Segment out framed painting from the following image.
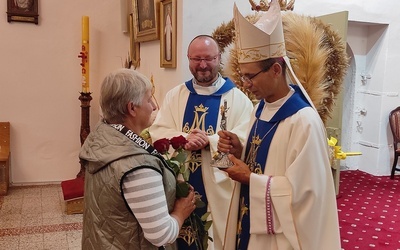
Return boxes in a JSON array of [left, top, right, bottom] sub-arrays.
[[129, 13, 141, 69], [132, 0, 159, 42], [160, 0, 176, 68], [7, 0, 39, 24]]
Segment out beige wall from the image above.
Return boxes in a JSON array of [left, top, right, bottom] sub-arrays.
[[0, 0, 253, 184], [2, 0, 400, 184], [0, 1, 130, 183]]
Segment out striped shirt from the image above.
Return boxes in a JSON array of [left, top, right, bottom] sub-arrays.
[[122, 167, 179, 247]]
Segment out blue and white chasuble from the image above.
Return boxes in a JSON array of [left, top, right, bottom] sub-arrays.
[[237, 85, 310, 250], [177, 78, 235, 249]]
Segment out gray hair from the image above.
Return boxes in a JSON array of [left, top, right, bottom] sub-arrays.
[[100, 68, 152, 123]]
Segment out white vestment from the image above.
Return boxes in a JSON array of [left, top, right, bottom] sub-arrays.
[[225, 91, 341, 250], [149, 78, 254, 250]]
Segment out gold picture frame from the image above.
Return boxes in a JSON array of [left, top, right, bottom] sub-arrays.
[[132, 0, 159, 42], [129, 13, 141, 69], [7, 0, 39, 24], [160, 0, 176, 68]]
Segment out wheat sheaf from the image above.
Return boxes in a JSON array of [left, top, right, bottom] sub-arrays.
[[212, 12, 349, 124]]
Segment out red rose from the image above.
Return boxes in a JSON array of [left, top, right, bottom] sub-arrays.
[[153, 138, 170, 154], [170, 135, 188, 150]]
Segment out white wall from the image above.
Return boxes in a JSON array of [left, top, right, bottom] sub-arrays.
[[1, 0, 400, 184], [292, 1, 400, 175]]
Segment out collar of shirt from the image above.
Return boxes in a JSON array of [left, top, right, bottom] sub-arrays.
[[192, 73, 225, 95], [261, 86, 294, 121]]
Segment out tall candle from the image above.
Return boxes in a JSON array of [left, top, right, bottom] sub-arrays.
[[82, 16, 89, 42], [81, 16, 90, 93]]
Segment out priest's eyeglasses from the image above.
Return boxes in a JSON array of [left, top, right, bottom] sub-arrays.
[[188, 55, 219, 64], [240, 69, 267, 84], [240, 61, 277, 84]]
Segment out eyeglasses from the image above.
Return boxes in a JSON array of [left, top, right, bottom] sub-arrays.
[[188, 55, 219, 64], [240, 69, 267, 84]]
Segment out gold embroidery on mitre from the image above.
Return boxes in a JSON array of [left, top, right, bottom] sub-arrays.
[[237, 43, 286, 63], [233, 1, 287, 63]]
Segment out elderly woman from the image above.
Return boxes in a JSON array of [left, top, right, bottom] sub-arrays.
[[80, 68, 196, 250]]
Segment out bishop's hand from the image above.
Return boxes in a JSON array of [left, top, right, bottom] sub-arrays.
[[220, 154, 251, 185], [217, 130, 243, 159]]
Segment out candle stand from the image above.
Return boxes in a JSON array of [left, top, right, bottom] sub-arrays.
[[60, 15, 90, 214], [59, 91, 90, 214], [76, 92, 92, 178]]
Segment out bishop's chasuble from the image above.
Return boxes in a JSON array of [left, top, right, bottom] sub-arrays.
[[224, 86, 340, 250]]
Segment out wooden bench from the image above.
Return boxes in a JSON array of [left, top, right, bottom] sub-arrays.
[[0, 122, 10, 196]]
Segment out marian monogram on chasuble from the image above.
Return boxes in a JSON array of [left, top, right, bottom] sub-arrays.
[[237, 116, 279, 249], [236, 85, 311, 249], [178, 79, 236, 248], [245, 121, 279, 174], [182, 102, 219, 173], [182, 78, 235, 173], [179, 101, 217, 248]]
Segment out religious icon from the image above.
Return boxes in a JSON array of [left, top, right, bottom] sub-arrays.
[[164, 5, 172, 61], [160, 0, 176, 68], [7, 0, 39, 24], [132, 0, 159, 42]]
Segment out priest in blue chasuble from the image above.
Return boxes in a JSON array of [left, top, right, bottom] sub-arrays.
[[149, 35, 254, 249]]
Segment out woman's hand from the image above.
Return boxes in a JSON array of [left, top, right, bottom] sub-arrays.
[[171, 189, 196, 228]]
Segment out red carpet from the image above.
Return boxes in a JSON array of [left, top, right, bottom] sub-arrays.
[[337, 170, 400, 249]]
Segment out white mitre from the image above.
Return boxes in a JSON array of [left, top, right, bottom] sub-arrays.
[[233, 0, 285, 63], [233, 1, 317, 109]]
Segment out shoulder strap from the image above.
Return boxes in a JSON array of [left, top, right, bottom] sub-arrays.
[[109, 124, 172, 176]]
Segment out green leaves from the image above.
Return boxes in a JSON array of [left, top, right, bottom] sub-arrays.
[[172, 150, 188, 164], [176, 181, 190, 198], [168, 149, 191, 180], [186, 212, 213, 250], [153, 136, 212, 249]]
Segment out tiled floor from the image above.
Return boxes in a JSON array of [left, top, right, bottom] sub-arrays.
[[0, 185, 82, 249]]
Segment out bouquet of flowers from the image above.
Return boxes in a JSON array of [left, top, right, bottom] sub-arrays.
[[153, 135, 212, 250]]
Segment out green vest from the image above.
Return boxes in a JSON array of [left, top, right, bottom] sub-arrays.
[[82, 151, 177, 250]]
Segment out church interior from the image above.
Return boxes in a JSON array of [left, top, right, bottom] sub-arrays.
[[1, 0, 400, 249]]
